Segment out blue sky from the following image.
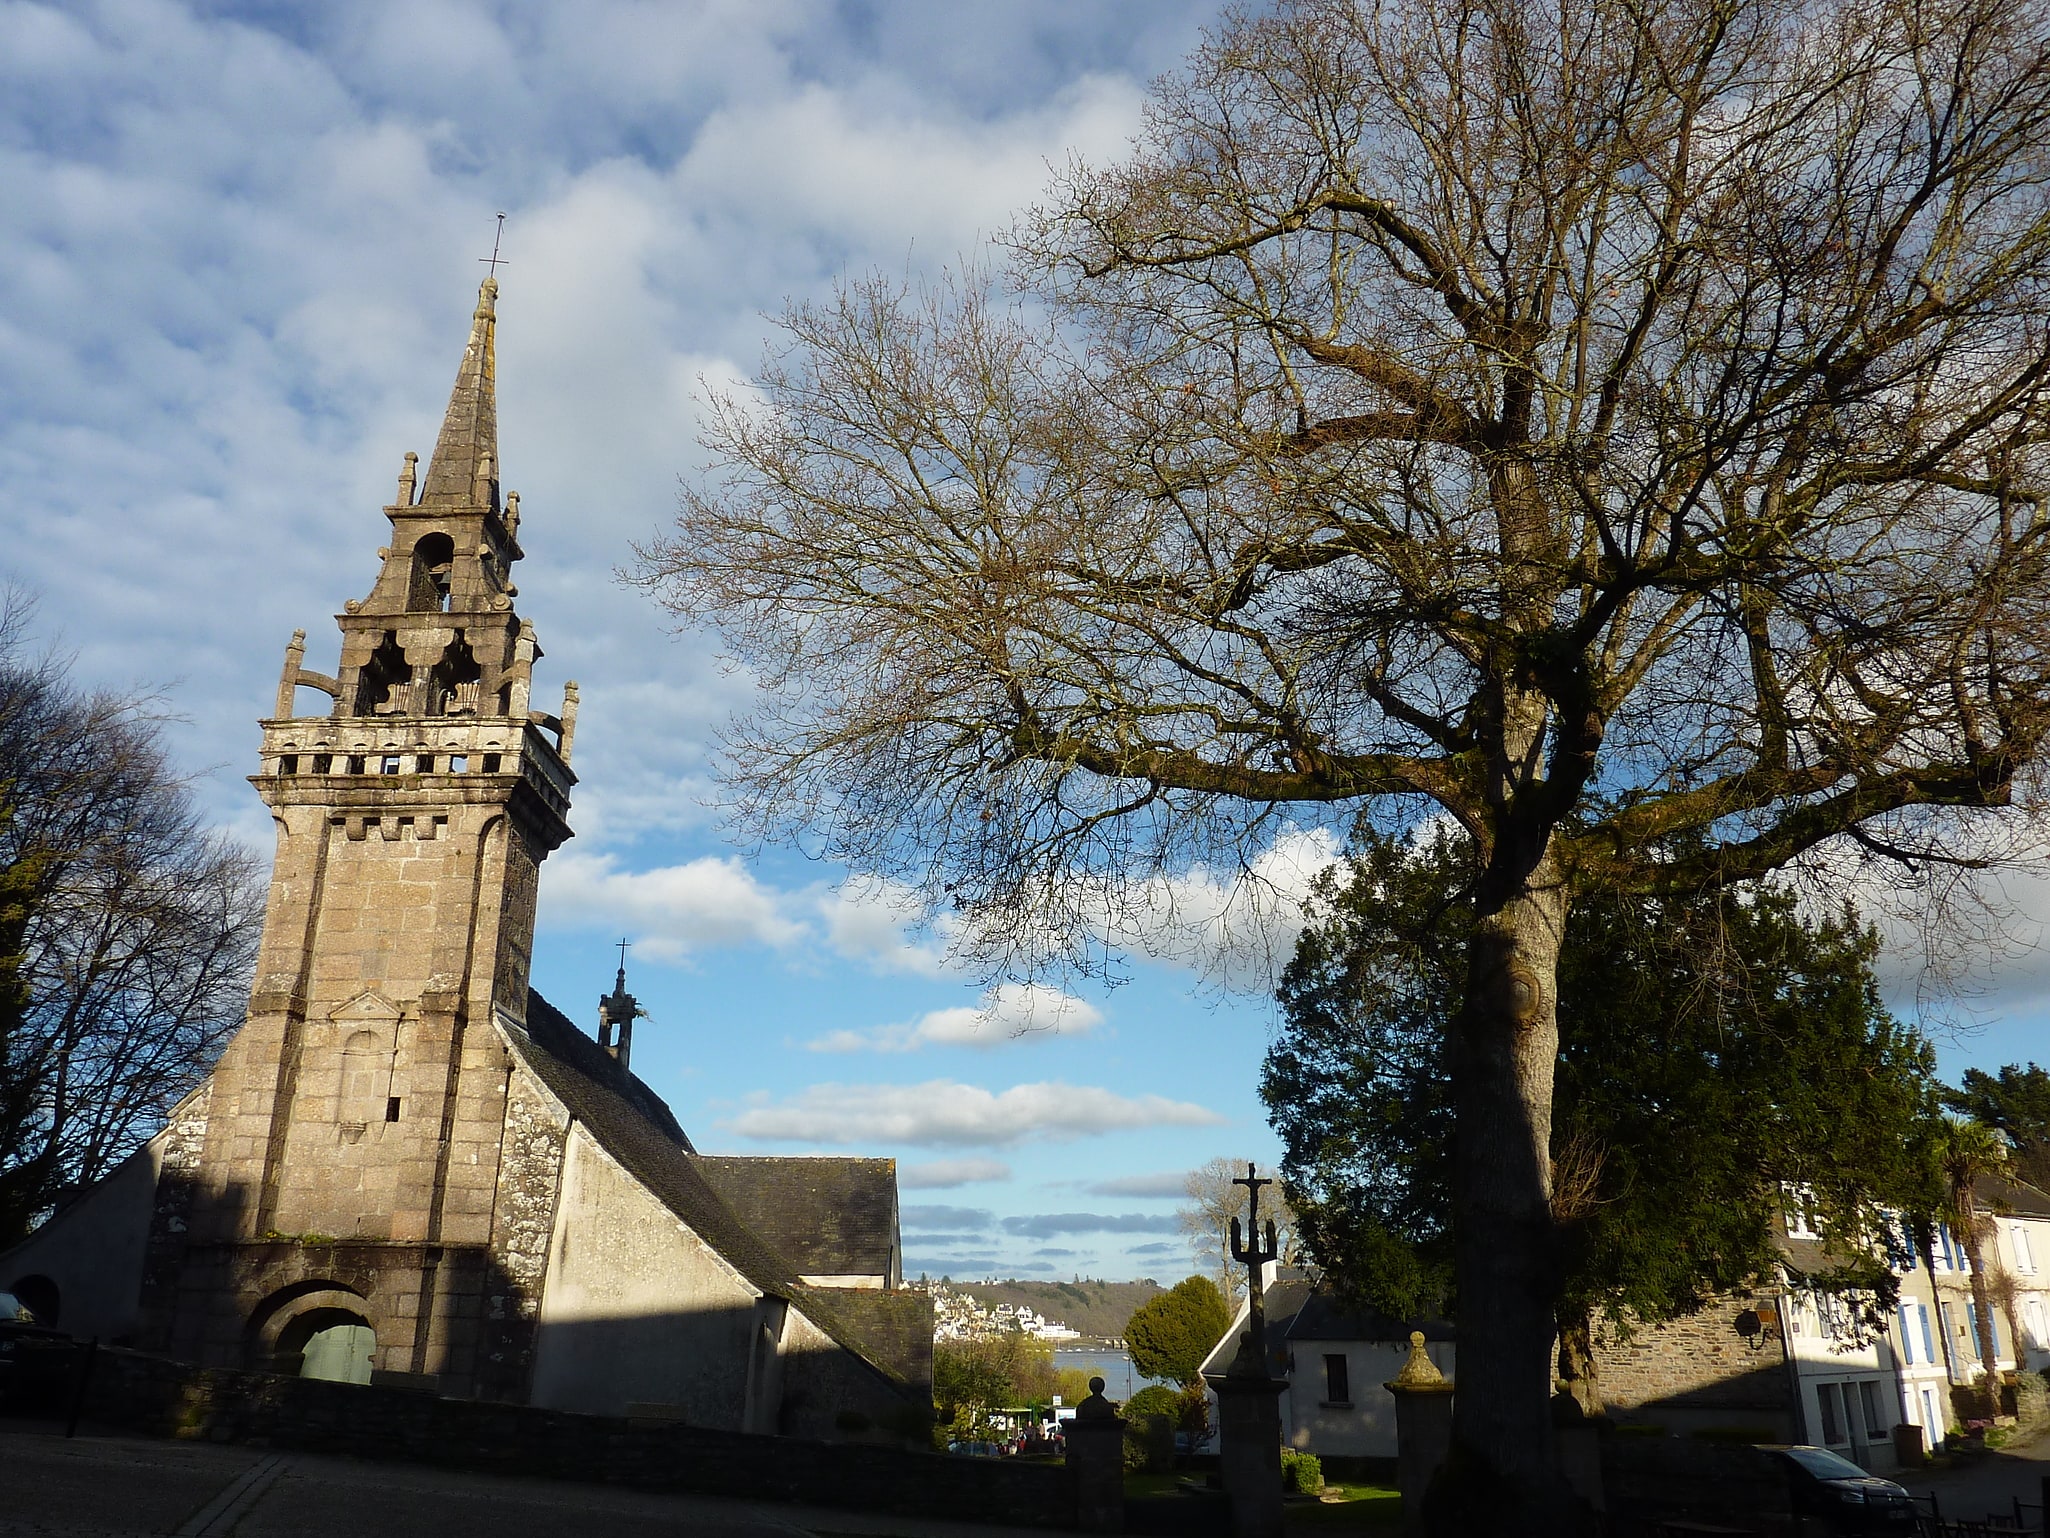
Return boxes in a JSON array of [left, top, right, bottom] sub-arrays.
[[4, 0, 2046, 1286]]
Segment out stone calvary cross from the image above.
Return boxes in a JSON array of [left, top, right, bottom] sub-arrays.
[[1229, 1161, 1280, 1364]]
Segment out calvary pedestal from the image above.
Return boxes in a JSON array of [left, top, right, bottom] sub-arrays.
[[1214, 1163, 1287, 1538], [1216, 1331, 1288, 1538]]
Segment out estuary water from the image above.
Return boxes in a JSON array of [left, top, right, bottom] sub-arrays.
[[1052, 1347, 1172, 1401]]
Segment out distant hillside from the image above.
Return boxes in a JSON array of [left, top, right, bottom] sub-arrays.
[[951, 1279, 1167, 1341]]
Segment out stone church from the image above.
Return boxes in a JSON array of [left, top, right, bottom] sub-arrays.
[[0, 279, 932, 1439]]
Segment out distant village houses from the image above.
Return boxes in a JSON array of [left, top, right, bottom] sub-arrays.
[[927, 1282, 1082, 1343]]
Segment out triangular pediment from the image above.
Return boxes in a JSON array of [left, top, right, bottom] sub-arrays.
[[327, 989, 403, 1024]]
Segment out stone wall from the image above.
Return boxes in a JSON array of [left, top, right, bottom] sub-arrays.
[[1595, 1297, 1793, 1434], [31, 1346, 1072, 1530]]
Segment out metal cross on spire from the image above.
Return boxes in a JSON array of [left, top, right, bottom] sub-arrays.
[[479, 213, 510, 277], [615, 937, 631, 975]]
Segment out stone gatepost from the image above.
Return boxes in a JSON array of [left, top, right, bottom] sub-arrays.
[[1215, 1333, 1287, 1538], [1068, 1375, 1125, 1533], [1385, 1331, 1454, 1538]]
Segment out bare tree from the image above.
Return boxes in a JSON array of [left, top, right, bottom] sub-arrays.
[[1178, 1157, 1302, 1304], [0, 612, 263, 1245], [640, 0, 2050, 1523]]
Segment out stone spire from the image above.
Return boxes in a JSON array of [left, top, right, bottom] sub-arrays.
[[418, 276, 499, 508]]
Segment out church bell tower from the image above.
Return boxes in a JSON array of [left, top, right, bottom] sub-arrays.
[[150, 277, 579, 1381]]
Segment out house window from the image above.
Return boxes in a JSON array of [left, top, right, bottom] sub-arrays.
[[1322, 1353, 1350, 1406], [380, 754, 402, 774], [1899, 1305, 1917, 1365], [385, 1097, 401, 1123], [1921, 1387, 1942, 1447], [449, 754, 468, 773], [1858, 1380, 1884, 1441], [1817, 1383, 1846, 1445], [279, 754, 299, 775]]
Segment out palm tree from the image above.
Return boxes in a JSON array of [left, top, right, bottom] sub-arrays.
[[1935, 1116, 2011, 1416]]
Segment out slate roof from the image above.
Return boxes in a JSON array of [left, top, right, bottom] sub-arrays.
[[1978, 1173, 2050, 1219], [697, 1157, 898, 1279], [500, 989, 930, 1393]]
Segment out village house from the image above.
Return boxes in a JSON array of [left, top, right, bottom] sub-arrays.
[[0, 278, 931, 1440]]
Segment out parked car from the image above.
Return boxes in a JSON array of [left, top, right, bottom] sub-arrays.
[[1761, 1445, 1918, 1534], [0, 1291, 74, 1410]]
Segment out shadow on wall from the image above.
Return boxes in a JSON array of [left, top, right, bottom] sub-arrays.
[[4, 1167, 926, 1442]]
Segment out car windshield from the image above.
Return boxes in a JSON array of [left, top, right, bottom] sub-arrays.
[[0, 1292, 30, 1324], [1784, 1447, 1871, 1481]]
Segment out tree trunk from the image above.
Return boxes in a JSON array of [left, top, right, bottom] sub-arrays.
[[1963, 1214, 2003, 1416], [1555, 1313, 1602, 1421], [1434, 862, 1577, 1536]]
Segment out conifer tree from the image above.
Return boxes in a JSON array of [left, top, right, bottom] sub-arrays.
[[1262, 829, 1944, 1412]]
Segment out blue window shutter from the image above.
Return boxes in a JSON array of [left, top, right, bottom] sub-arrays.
[[1920, 1305, 1935, 1361]]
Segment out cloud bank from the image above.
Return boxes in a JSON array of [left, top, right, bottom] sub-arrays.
[[724, 1079, 1224, 1148]]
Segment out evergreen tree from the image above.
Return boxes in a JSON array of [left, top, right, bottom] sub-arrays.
[[1263, 829, 1943, 1410], [1125, 1276, 1232, 1389], [1946, 1066, 2050, 1193]]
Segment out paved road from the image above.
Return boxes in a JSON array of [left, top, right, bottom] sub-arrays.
[[1898, 1426, 2050, 1530], [0, 1427, 1055, 1538]]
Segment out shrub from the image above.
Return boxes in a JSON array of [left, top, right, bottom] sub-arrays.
[[1124, 1385, 1182, 1422], [1123, 1412, 1175, 1472], [1280, 1449, 1323, 1494]]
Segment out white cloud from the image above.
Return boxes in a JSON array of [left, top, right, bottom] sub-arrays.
[[1083, 1172, 1190, 1198], [725, 1079, 1224, 1147], [542, 848, 805, 956], [1001, 1212, 1181, 1237], [900, 1157, 1013, 1189], [1101, 827, 1343, 990], [902, 1205, 996, 1231], [819, 876, 955, 977], [807, 981, 1102, 1052]]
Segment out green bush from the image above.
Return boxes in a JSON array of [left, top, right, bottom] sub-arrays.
[[1281, 1448, 1323, 1494], [1123, 1412, 1176, 1472], [1124, 1385, 1183, 1422]]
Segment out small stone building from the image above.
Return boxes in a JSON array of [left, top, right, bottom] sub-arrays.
[[1199, 1272, 1455, 1458], [0, 279, 931, 1439]]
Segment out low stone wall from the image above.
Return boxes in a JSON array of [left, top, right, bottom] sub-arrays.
[[26, 1345, 1073, 1530]]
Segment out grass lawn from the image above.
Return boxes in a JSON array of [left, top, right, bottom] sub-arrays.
[[1121, 1472, 1401, 1531], [1287, 1483, 1402, 1530]]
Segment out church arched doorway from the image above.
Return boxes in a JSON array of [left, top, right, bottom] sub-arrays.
[[247, 1282, 381, 1382], [276, 1306, 376, 1384]]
